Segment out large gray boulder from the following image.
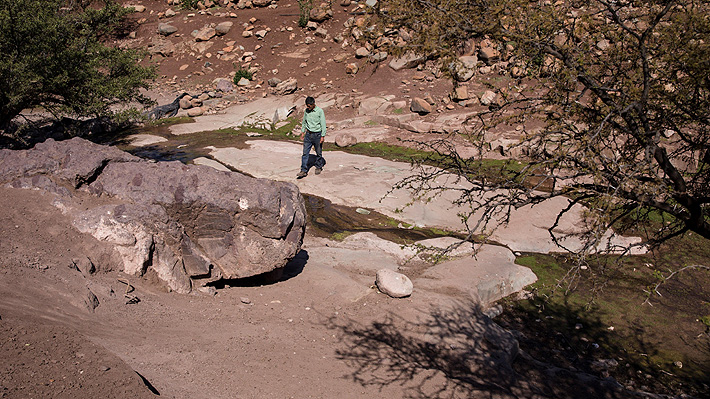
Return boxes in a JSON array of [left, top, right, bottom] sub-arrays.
[[0, 138, 306, 293]]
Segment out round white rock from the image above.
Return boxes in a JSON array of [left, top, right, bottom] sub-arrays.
[[376, 269, 413, 298]]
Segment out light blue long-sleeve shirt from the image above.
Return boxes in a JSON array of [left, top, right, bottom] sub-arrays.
[[301, 106, 326, 136]]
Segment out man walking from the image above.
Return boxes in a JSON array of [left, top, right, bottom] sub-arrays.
[[297, 96, 326, 178]]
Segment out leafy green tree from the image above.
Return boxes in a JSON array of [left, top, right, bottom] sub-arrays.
[[376, 0, 710, 254], [0, 0, 156, 138]]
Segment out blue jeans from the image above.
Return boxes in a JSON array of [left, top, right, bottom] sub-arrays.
[[301, 132, 325, 172]]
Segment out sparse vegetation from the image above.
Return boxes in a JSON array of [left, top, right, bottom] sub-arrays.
[[329, 231, 354, 241], [179, 0, 200, 10], [232, 67, 254, 84], [297, 0, 312, 28]]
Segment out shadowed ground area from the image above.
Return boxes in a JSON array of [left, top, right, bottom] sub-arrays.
[[328, 300, 648, 399]]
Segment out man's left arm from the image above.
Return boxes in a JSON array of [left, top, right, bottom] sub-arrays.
[[319, 108, 326, 143]]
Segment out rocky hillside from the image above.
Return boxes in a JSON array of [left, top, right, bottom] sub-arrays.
[[122, 0, 512, 123]]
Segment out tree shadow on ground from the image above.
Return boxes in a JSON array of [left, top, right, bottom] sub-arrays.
[[499, 296, 710, 398], [327, 300, 663, 399]]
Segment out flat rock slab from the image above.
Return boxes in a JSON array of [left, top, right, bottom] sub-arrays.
[[208, 141, 644, 254], [169, 95, 300, 135], [414, 244, 538, 305], [291, 236, 400, 302], [127, 134, 168, 146], [490, 196, 646, 255], [415, 237, 477, 258], [285, 247, 375, 303], [306, 245, 401, 275], [295, 234, 536, 305], [338, 232, 417, 262], [325, 126, 392, 145]]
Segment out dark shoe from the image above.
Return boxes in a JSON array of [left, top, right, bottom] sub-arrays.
[[315, 168, 322, 175], [296, 171, 307, 178]]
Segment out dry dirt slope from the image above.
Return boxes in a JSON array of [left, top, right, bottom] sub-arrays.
[[0, 187, 157, 398], [126, 0, 453, 114]]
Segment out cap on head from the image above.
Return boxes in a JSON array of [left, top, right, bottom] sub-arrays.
[[305, 96, 315, 105]]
